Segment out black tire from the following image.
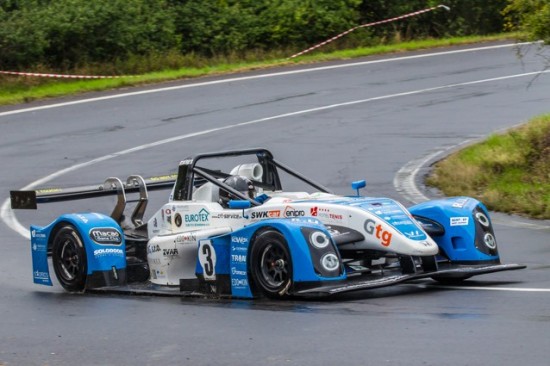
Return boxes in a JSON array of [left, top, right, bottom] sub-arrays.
[[52, 225, 87, 292], [250, 230, 293, 298]]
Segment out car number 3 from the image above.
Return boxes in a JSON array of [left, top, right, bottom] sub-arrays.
[[198, 240, 216, 280]]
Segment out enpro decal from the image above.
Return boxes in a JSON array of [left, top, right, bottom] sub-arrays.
[[364, 219, 392, 246], [284, 206, 305, 218]]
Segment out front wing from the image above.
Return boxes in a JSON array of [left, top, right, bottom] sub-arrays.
[[86, 262, 525, 298], [294, 262, 525, 296]]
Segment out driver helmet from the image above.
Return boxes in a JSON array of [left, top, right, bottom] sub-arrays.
[[219, 175, 255, 208]]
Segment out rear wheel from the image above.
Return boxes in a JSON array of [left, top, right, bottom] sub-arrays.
[[250, 230, 292, 298], [52, 225, 87, 292]]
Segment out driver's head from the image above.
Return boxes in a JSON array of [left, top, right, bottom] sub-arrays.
[[219, 175, 255, 208]]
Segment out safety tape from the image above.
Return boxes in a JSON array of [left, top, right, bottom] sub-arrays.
[[0, 70, 133, 79], [289, 4, 450, 59], [1, 5, 450, 77]]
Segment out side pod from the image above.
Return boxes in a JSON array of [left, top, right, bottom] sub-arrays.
[[409, 197, 500, 264], [32, 213, 127, 290]]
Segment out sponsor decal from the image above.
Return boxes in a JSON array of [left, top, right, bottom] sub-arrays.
[[149, 174, 177, 182], [93, 248, 124, 257], [391, 220, 413, 226], [180, 159, 193, 165], [404, 230, 425, 239], [34, 270, 50, 280], [212, 213, 241, 219], [309, 207, 342, 220], [147, 244, 161, 254], [231, 267, 247, 276], [290, 217, 320, 225], [231, 236, 248, 244], [231, 246, 248, 252], [36, 188, 62, 194], [161, 208, 174, 224], [31, 230, 46, 239], [452, 197, 470, 208], [251, 210, 280, 219], [175, 233, 197, 244], [77, 214, 88, 224], [231, 278, 249, 287], [184, 208, 210, 227], [364, 219, 392, 247], [89, 228, 122, 245], [284, 206, 305, 218], [450, 217, 469, 226], [231, 254, 247, 263], [163, 248, 179, 256]]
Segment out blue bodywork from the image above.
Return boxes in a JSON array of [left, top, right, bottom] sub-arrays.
[[30, 212, 126, 287], [195, 217, 346, 298], [409, 197, 500, 263]]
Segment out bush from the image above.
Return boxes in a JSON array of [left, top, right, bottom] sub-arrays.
[[503, 0, 550, 42], [359, 0, 508, 40], [0, 0, 180, 70], [174, 0, 362, 56], [0, 0, 516, 71]]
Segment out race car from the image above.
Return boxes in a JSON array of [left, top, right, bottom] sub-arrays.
[[10, 148, 525, 298]]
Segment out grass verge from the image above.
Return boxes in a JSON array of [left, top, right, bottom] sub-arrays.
[[426, 114, 550, 219], [0, 33, 520, 106]]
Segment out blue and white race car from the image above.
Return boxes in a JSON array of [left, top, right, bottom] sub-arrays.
[[11, 148, 525, 298]]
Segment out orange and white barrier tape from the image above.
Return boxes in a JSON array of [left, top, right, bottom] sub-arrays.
[[1, 5, 450, 76], [289, 4, 450, 59]]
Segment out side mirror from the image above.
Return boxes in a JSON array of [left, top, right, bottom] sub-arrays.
[[228, 200, 251, 209], [351, 180, 366, 196], [228, 200, 252, 219]]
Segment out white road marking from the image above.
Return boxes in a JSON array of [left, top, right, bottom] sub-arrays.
[[394, 138, 550, 231], [393, 138, 480, 204], [3, 68, 550, 239], [0, 42, 536, 118], [412, 283, 550, 293]]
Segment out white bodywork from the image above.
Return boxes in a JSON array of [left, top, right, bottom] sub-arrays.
[[147, 164, 438, 285]]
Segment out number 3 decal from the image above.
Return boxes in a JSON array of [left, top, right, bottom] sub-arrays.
[[199, 240, 216, 280]]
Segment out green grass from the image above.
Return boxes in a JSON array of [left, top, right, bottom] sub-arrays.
[[0, 33, 520, 106], [427, 114, 550, 219]]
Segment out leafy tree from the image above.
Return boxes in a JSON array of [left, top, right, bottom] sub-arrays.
[[503, 0, 550, 42]]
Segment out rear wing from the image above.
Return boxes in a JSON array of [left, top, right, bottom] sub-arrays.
[[10, 174, 176, 226]]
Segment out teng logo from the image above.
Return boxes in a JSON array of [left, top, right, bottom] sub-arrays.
[[310, 207, 318, 216]]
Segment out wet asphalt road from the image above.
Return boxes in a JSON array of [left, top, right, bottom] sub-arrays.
[[1, 42, 549, 366]]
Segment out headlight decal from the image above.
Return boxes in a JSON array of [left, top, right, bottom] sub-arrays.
[[321, 253, 340, 272], [310, 231, 330, 249], [300, 227, 343, 278]]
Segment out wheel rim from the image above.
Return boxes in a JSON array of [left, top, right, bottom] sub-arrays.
[[56, 237, 82, 282], [259, 243, 289, 289]]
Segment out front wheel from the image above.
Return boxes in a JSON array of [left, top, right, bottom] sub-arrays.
[[52, 225, 87, 292], [250, 230, 293, 298]]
